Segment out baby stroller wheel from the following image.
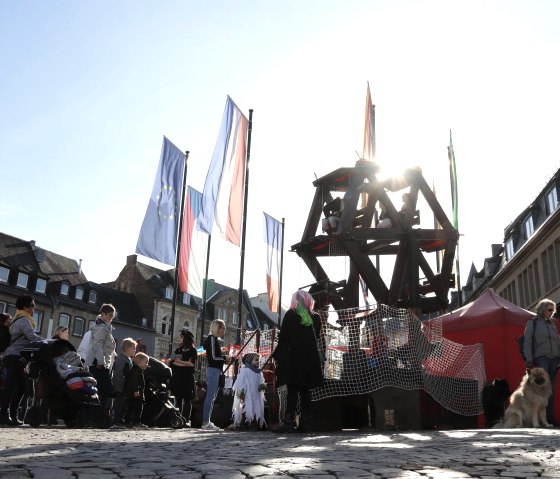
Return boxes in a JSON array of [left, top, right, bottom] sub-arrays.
[[26, 405, 44, 427], [170, 415, 183, 429], [179, 416, 188, 428]]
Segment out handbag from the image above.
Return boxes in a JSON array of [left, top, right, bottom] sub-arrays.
[[218, 372, 226, 389]]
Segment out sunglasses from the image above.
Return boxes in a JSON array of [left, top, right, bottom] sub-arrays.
[[547, 308, 555, 312]]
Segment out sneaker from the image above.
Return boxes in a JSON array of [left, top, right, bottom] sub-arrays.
[[110, 423, 127, 429], [200, 422, 222, 432], [132, 423, 149, 429]]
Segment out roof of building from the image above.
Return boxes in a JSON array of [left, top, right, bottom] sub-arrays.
[[0, 232, 87, 285], [89, 282, 152, 330]]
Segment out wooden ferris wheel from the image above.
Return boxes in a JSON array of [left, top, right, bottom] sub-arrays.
[[291, 160, 458, 313]]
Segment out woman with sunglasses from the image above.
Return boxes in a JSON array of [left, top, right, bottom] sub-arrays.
[[523, 298, 559, 426]]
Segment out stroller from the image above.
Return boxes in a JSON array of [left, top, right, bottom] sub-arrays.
[[140, 357, 186, 429], [20, 339, 100, 427]]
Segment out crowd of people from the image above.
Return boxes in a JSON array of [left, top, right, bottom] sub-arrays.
[[0, 295, 276, 431]]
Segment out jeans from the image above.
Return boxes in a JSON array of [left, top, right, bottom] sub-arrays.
[[113, 393, 126, 425], [202, 367, 220, 424], [534, 356, 560, 423]]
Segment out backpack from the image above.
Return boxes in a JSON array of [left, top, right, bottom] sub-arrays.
[[516, 318, 536, 361], [0, 316, 24, 353]]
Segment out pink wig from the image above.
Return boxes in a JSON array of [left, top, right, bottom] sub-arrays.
[[290, 290, 315, 311]]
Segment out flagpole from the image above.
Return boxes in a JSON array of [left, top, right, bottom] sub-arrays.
[[277, 217, 285, 326], [237, 109, 254, 344], [198, 234, 212, 345], [170, 150, 190, 355], [432, 181, 441, 274], [456, 243, 462, 307]]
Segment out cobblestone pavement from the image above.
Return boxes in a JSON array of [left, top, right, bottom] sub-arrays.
[[1, 426, 560, 479]]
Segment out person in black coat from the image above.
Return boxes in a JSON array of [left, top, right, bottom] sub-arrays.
[[123, 352, 149, 428], [273, 290, 323, 433], [170, 329, 197, 425]]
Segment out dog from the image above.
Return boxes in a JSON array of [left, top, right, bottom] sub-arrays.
[[481, 378, 511, 427], [494, 368, 552, 428]]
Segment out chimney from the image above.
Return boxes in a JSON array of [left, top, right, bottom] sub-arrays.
[[490, 244, 502, 257], [78, 259, 82, 274], [127, 254, 138, 265]]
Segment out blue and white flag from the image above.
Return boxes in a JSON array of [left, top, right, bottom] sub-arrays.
[[136, 136, 185, 266]]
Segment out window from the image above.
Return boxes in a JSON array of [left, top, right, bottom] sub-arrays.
[[72, 317, 85, 337], [59, 314, 70, 328], [89, 291, 97, 304], [524, 214, 534, 240], [87, 320, 95, 332], [0, 266, 8, 283], [505, 238, 515, 261], [232, 312, 239, 326], [546, 187, 558, 214], [182, 292, 190, 304], [218, 307, 227, 322], [142, 317, 148, 328], [16, 272, 28, 288], [33, 310, 43, 333], [6, 304, 16, 317], [165, 286, 173, 300], [35, 278, 47, 294], [60, 283, 69, 296], [161, 316, 171, 335], [0, 301, 5, 313], [75, 287, 84, 300]]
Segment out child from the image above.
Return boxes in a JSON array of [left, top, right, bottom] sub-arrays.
[[111, 338, 137, 428], [123, 352, 149, 428], [232, 353, 267, 430]]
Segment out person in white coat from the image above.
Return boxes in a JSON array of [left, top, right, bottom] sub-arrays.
[[232, 353, 267, 429]]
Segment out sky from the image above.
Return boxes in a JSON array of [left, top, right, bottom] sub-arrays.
[[2, 1, 560, 310]]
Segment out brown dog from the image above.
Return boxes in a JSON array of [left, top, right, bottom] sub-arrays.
[[494, 368, 552, 428]]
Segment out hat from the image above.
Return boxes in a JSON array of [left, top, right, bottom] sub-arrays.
[[242, 353, 258, 366], [180, 328, 194, 339]]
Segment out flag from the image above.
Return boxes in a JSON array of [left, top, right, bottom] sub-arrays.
[[263, 212, 282, 312], [136, 136, 185, 266], [198, 96, 248, 245], [447, 130, 459, 230], [361, 82, 376, 161], [359, 276, 371, 309], [178, 187, 208, 297]]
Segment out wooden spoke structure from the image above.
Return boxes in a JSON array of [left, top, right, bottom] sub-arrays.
[[291, 160, 458, 313]]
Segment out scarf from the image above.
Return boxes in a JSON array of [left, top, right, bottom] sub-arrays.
[[296, 302, 313, 326], [15, 309, 36, 329]]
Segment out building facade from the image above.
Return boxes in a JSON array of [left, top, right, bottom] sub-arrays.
[[461, 168, 560, 312], [0, 233, 155, 353]]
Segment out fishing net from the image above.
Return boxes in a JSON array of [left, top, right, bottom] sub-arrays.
[[242, 303, 486, 419]]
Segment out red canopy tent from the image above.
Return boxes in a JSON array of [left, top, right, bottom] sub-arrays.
[[426, 289, 544, 425]]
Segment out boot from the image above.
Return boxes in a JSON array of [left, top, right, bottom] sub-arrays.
[[0, 411, 10, 426], [296, 413, 312, 433], [9, 409, 23, 426], [272, 414, 296, 433]]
